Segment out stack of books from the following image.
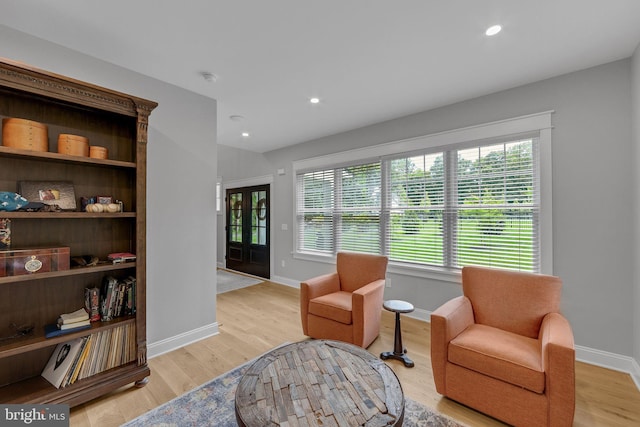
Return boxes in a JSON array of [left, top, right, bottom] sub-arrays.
[[100, 276, 136, 321], [41, 323, 136, 388], [44, 308, 91, 338]]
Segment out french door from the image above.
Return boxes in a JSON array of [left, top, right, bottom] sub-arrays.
[[225, 184, 270, 279]]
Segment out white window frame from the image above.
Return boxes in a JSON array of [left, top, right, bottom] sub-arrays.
[[216, 177, 223, 214], [292, 111, 553, 282]]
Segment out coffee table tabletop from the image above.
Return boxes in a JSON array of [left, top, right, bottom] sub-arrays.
[[235, 339, 405, 427]]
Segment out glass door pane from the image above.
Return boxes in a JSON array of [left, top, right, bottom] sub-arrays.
[[230, 192, 242, 243], [251, 190, 267, 245]]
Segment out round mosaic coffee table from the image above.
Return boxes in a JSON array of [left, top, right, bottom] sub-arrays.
[[235, 339, 405, 426]]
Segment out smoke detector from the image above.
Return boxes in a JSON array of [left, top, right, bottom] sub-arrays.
[[201, 72, 218, 82]]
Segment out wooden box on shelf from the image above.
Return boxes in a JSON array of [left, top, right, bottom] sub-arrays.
[[1, 117, 48, 152], [0, 246, 70, 277], [0, 57, 156, 407]]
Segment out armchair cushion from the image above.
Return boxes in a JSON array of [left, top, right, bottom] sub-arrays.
[[308, 291, 353, 325], [449, 324, 544, 393]]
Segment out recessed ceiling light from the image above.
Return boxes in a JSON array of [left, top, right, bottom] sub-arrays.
[[485, 25, 502, 36], [309, 97, 320, 104], [241, 132, 250, 137]]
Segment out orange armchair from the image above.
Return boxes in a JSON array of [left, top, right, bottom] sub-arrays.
[[431, 266, 575, 427], [300, 252, 388, 348]]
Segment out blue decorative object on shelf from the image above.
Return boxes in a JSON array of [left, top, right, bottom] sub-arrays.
[[0, 192, 28, 211]]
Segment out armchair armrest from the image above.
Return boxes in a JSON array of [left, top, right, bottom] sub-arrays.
[[431, 295, 474, 341], [301, 272, 341, 299], [352, 278, 385, 299], [540, 312, 575, 426], [352, 279, 385, 347], [300, 272, 341, 334], [430, 296, 474, 394]]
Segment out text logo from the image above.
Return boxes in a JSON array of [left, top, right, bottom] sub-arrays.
[[1, 405, 69, 426]]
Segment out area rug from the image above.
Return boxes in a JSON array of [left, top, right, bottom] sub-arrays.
[[217, 269, 265, 294], [122, 346, 466, 427]]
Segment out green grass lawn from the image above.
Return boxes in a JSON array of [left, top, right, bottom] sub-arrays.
[[303, 217, 534, 271]]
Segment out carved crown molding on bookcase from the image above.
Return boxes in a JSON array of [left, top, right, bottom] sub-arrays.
[[0, 58, 157, 118]]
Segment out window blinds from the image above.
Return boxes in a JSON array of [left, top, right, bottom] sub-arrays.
[[295, 138, 539, 272]]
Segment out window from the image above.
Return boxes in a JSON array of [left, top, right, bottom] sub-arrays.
[[216, 178, 222, 213], [387, 152, 445, 266], [386, 139, 538, 271], [297, 163, 381, 254], [294, 112, 552, 274]]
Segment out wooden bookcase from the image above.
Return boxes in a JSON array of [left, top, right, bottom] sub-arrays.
[[0, 58, 156, 406]]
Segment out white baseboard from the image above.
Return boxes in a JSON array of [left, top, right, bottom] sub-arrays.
[[632, 358, 640, 391], [147, 322, 219, 359], [575, 345, 640, 387], [270, 275, 300, 288]]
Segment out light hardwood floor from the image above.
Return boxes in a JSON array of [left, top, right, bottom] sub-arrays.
[[71, 281, 640, 426]]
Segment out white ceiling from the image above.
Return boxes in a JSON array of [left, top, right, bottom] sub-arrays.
[[2, 1, 640, 153]]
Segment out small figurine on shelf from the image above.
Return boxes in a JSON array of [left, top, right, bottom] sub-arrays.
[[0, 322, 34, 343], [71, 255, 99, 268]]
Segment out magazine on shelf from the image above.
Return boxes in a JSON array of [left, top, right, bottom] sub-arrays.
[[41, 338, 85, 388]]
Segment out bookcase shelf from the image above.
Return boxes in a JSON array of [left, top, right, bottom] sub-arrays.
[[0, 211, 137, 219], [0, 145, 137, 169], [0, 317, 135, 359], [0, 58, 156, 406], [0, 262, 136, 285], [0, 361, 149, 407]]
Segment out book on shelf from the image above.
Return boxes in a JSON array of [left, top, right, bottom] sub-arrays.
[[126, 276, 136, 315], [41, 337, 85, 388], [100, 275, 136, 321], [84, 287, 101, 321], [100, 276, 118, 321], [114, 281, 125, 318], [58, 319, 90, 330], [58, 307, 89, 325], [41, 323, 136, 388], [108, 252, 136, 264], [44, 323, 91, 338], [61, 336, 91, 388], [59, 336, 89, 388], [69, 336, 92, 384]]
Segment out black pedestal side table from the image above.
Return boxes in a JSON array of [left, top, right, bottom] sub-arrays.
[[380, 299, 415, 367]]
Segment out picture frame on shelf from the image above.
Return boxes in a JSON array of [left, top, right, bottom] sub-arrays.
[[18, 181, 77, 211]]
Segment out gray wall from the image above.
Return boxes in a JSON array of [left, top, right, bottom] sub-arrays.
[[222, 58, 637, 359], [1, 25, 218, 348]]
